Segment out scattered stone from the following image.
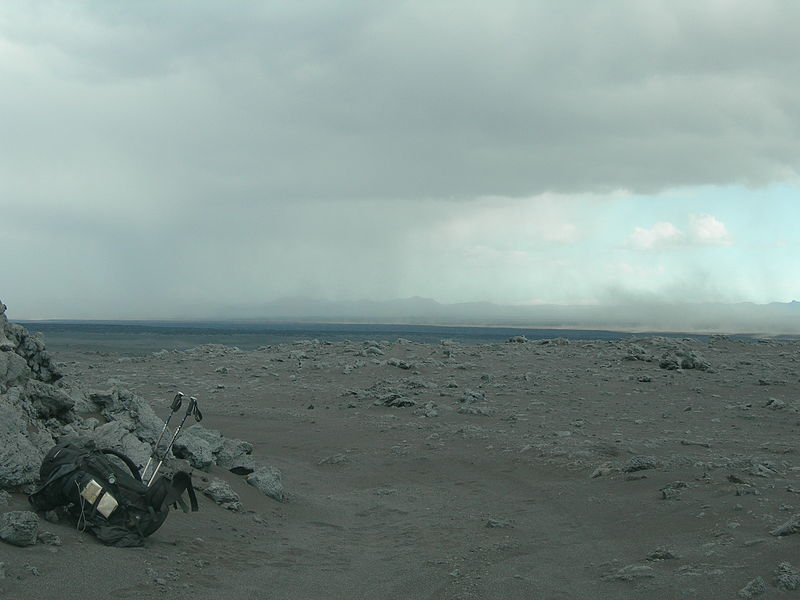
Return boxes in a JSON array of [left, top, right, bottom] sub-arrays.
[[660, 481, 688, 500], [36, 531, 62, 546], [590, 463, 614, 478], [605, 564, 655, 581], [647, 548, 677, 561], [202, 479, 242, 512], [215, 437, 256, 475], [172, 426, 216, 471], [386, 358, 415, 370], [413, 401, 438, 418], [622, 455, 658, 473], [764, 397, 786, 410], [770, 513, 800, 536], [461, 389, 486, 404], [0, 511, 39, 546], [507, 336, 528, 343], [22, 380, 74, 419], [0, 491, 10, 505], [457, 406, 494, 416], [246, 466, 285, 502], [681, 439, 711, 448], [380, 395, 415, 408], [486, 519, 513, 528], [737, 576, 767, 599], [775, 562, 800, 591], [318, 453, 349, 466]]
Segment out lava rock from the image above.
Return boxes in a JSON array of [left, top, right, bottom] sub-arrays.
[[0, 511, 39, 546], [202, 479, 242, 512], [246, 466, 285, 502]]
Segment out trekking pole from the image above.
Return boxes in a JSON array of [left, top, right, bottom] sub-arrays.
[[147, 396, 202, 487], [141, 392, 184, 482]]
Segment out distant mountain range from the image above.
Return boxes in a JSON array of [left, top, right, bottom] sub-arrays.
[[203, 297, 800, 335]]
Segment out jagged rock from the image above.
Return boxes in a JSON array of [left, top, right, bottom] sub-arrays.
[[202, 479, 242, 511], [486, 518, 513, 528], [605, 564, 655, 581], [386, 358, 415, 370], [383, 396, 416, 408], [647, 548, 677, 560], [247, 466, 284, 502], [0, 398, 52, 488], [770, 513, 800, 536], [737, 576, 767, 599], [0, 351, 30, 389], [764, 397, 786, 410], [0, 511, 39, 546], [461, 389, 486, 404], [660, 349, 713, 372], [775, 562, 800, 590], [507, 335, 528, 343], [172, 432, 214, 471], [622, 456, 658, 473], [318, 453, 349, 466], [22, 380, 74, 420], [458, 406, 494, 416], [215, 438, 256, 474], [88, 421, 153, 468], [413, 401, 439, 418], [87, 388, 163, 444], [37, 531, 62, 546], [183, 425, 225, 455], [1, 307, 62, 383]]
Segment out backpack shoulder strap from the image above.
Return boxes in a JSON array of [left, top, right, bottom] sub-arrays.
[[147, 472, 198, 513], [99, 449, 143, 482]]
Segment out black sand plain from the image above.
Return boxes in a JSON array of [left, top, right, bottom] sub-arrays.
[[2, 324, 800, 599]]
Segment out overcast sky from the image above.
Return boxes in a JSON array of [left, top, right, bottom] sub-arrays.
[[1, 1, 798, 319]]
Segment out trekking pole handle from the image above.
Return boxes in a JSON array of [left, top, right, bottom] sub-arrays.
[[189, 397, 202, 422], [171, 392, 184, 412]]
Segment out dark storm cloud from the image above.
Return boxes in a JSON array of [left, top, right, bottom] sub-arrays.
[[2, 0, 798, 205]]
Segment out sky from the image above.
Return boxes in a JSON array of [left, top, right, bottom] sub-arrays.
[[1, 1, 799, 320]]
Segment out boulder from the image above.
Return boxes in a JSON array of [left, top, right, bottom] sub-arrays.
[[0, 398, 51, 488], [88, 388, 163, 444], [215, 438, 256, 474], [202, 479, 242, 511], [247, 466, 285, 502], [183, 424, 225, 455], [88, 421, 153, 469], [622, 456, 658, 473], [0, 511, 39, 546], [23, 380, 74, 420], [0, 351, 30, 389], [172, 433, 214, 471]]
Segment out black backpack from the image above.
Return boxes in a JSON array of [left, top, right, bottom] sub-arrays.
[[28, 442, 198, 547]]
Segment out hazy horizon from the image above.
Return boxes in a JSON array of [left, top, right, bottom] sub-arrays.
[[8, 295, 799, 336], [1, 2, 798, 323]]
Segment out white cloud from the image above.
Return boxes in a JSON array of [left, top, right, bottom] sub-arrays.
[[627, 222, 685, 250], [627, 213, 733, 250], [689, 213, 733, 246]]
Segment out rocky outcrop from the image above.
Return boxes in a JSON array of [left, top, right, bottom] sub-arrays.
[[0, 299, 275, 509], [0, 301, 62, 387], [0, 303, 67, 489], [173, 424, 256, 474], [0, 511, 39, 547]]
